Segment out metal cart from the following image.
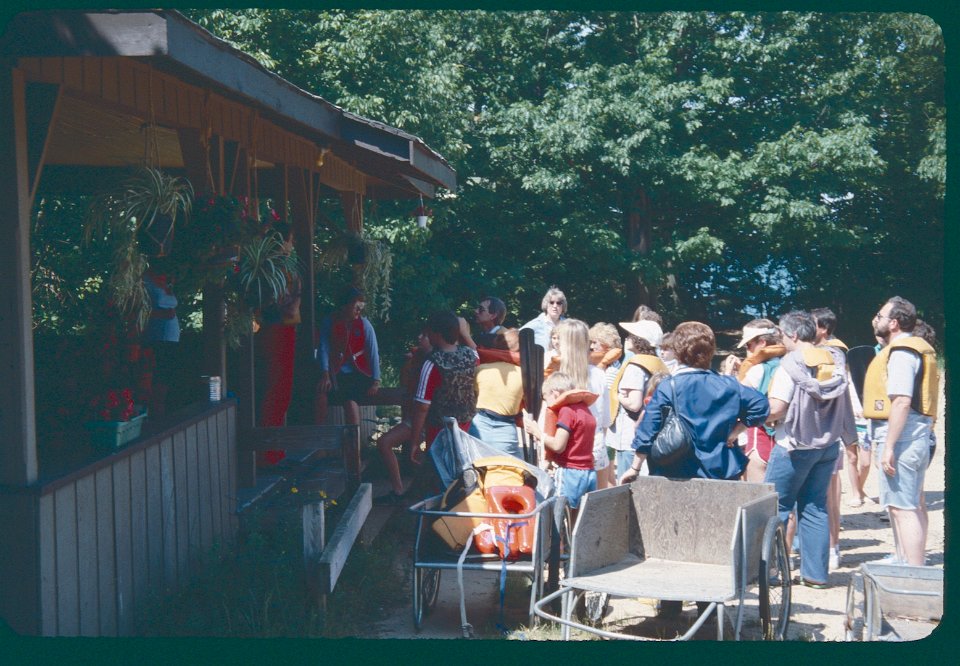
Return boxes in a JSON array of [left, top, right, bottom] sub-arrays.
[[845, 562, 943, 641], [534, 476, 791, 640]]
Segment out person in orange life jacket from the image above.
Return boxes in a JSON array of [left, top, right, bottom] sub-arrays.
[[523, 371, 597, 514], [407, 311, 479, 467], [314, 286, 380, 429], [868, 297, 938, 566], [473, 296, 507, 348], [812, 307, 858, 570], [763, 311, 856, 588], [373, 327, 433, 503], [723, 319, 786, 483], [471, 328, 526, 458]]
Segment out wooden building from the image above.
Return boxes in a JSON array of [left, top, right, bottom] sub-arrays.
[[0, 9, 455, 636]]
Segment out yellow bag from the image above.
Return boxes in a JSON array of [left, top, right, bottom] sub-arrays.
[[430, 455, 534, 551]]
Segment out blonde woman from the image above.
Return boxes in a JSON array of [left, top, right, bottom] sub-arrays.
[[555, 319, 610, 483], [589, 322, 624, 488]]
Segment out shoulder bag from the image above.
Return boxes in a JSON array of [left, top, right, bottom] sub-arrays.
[[649, 375, 695, 468]]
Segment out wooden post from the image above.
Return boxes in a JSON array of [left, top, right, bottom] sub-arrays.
[[0, 64, 42, 635], [289, 165, 316, 424], [302, 500, 327, 611], [341, 425, 362, 493]]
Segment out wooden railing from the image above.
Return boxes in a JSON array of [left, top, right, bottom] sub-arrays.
[[29, 400, 236, 636]]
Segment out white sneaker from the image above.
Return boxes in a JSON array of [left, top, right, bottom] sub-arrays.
[[874, 553, 903, 565], [829, 547, 842, 570]]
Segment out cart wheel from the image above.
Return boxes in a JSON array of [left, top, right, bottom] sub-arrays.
[[413, 567, 441, 631], [759, 516, 791, 640]]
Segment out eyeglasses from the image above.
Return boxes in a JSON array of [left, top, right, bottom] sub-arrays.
[[548, 300, 564, 306], [874, 311, 890, 321], [475, 305, 488, 313]]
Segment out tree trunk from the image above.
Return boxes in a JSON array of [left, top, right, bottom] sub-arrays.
[[624, 185, 657, 311]]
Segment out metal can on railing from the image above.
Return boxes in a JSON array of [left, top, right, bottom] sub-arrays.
[[208, 376, 221, 402]]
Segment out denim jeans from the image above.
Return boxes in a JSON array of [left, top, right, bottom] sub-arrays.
[[615, 449, 636, 478], [764, 442, 840, 583], [471, 411, 522, 458]]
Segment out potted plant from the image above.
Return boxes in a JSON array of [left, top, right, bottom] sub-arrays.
[[84, 166, 194, 328], [85, 387, 148, 449]]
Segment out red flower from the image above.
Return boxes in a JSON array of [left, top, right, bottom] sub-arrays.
[[270, 209, 281, 221]]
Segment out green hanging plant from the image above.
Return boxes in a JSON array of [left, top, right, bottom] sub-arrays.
[[236, 231, 301, 310], [83, 167, 194, 329], [316, 230, 392, 322]]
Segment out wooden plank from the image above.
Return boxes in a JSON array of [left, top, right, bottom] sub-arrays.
[[101, 58, 119, 104], [95, 467, 118, 636], [210, 411, 225, 540], [225, 403, 238, 540], [112, 456, 134, 636], [54, 485, 79, 636], [215, 409, 232, 541], [82, 57, 101, 98], [569, 485, 633, 577], [39, 493, 57, 636], [197, 418, 213, 553], [61, 57, 82, 91], [144, 444, 163, 594], [318, 483, 372, 594], [129, 450, 150, 607], [75, 475, 99, 636], [159, 437, 178, 588], [173, 431, 189, 583], [185, 424, 201, 565], [118, 59, 136, 110], [133, 64, 151, 114], [302, 501, 326, 604]]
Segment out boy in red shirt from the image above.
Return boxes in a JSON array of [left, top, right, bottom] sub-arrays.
[[523, 372, 597, 511]]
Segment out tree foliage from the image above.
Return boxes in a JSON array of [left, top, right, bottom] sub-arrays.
[[182, 10, 945, 354]]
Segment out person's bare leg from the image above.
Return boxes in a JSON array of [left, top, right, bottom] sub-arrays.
[[377, 423, 412, 495], [888, 507, 925, 565], [744, 451, 766, 483], [785, 510, 797, 558], [858, 448, 873, 500], [314, 389, 329, 425], [828, 473, 841, 551], [344, 399, 360, 426], [844, 445, 863, 503]]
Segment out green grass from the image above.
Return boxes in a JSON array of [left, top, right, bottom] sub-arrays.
[[136, 501, 409, 637]]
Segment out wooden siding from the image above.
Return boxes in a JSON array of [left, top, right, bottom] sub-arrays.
[[36, 401, 237, 636], [16, 56, 357, 181]]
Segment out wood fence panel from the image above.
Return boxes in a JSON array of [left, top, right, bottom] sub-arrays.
[[197, 419, 213, 553], [173, 431, 189, 581], [54, 485, 79, 636], [185, 424, 201, 566], [38, 493, 57, 636], [144, 445, 163, 595], [225, 404, 237, 539], [129, 449, 149, 612], [95, 467, 117, 636], [211, 409, 226, 539], [112, 456, 134, 636], [159, 437, 178, 588], [75, 475, 99, 636]]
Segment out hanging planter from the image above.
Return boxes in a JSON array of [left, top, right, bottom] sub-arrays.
[[412, 195, 433, 229]]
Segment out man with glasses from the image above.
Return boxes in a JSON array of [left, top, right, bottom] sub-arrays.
[[520, 286, 567, 353], [474, 296, 507, 348], [863, 296, 939, 565]]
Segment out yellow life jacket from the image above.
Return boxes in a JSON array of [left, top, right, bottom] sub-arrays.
[[609, 354, 668, 422], [862, 337, 938, 419], [801, 346, 838, 382], [821, 337, 849, 353]]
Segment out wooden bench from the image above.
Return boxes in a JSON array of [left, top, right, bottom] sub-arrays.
[[237, 424, 361, 511]]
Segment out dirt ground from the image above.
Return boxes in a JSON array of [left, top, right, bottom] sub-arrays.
[[370, 382, 946, 641]]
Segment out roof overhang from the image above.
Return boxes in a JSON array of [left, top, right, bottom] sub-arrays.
[[0, 9, 456, 198]]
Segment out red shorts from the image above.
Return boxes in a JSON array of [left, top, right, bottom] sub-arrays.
[[742, 426, 775, 463]]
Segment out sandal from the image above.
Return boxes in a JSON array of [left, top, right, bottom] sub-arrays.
[[848, 497, 865, 508], [793, 576, 828, 590]]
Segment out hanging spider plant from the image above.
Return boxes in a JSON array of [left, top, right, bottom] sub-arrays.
[[83, 167, 194, 328], [237, 231, 301, 310]]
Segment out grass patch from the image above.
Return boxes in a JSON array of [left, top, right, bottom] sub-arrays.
[[136, 500, 409, 637]]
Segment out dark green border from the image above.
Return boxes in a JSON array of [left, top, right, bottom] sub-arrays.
[[1, 0, 953, 662]]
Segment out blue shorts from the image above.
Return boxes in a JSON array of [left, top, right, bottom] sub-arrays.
[[555, 467, 597, 510], [877, 434, 929, 510]]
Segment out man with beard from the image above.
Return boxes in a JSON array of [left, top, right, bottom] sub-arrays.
[[863, 296, 939, 565]]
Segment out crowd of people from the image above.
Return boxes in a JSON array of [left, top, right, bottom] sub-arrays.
[[312, 286, 940, 602]]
